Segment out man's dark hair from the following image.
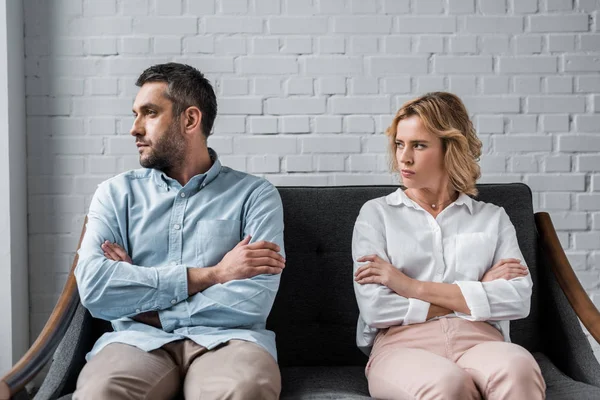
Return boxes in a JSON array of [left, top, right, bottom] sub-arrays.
[[136, 63, 217, 138]]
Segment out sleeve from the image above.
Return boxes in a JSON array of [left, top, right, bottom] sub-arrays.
[[74, 182, 189, 321], [352, 203, 430, 328], [158, 181, 285, 332], [454, 208, 532, 322]]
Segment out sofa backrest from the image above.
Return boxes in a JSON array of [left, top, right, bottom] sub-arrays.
[[268, 183, 541, 367]]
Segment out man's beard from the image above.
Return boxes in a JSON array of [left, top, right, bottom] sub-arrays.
[[139, 121, 186, 172]]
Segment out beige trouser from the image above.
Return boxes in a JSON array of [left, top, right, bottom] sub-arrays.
[[74, 339, 281, 400], [366, 318, 546, 400]]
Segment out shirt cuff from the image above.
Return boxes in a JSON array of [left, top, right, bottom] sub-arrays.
[[403, 298, 430, 325], [158, 304, 180, 332], [155, 264, 188, 310], [454, 281, 491, 321]]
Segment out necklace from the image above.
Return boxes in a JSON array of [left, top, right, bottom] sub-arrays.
[[407, 191, 456, 211]]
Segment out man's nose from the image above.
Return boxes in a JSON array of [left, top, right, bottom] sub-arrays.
[[130, 117, 143, 137]]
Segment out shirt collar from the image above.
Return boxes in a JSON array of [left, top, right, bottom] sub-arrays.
[[386, 188, 473, 214], [150, 148, 222, 192]]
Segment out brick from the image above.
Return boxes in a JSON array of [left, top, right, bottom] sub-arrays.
[[330, 96, 391, 114], [281, 116, 310, 133], [350, 0, 378, 13], [574, 232, 600, 250], [89, 118, 116, 135], [526, 174, 586, 191], [253, 78, 281, 95], [349, 154, 379, 172], [433, 55, 492, 74], [580, 34, 600, 50], [234, 137, 297, 155], [529, 15, 589, 32], [527, 96, 585, 113], [219, 98, 262, 115], [595, 215, 600, 231], [286, 0, 317, 14], [27, 97, 71, 116], [417, 77, 445, 92], [122, 0, 150, 15], [564, 55, 600, 72], [482, 77, 509, 94], [133, 17, 197, 35], [213, 116, 246, 134], [301, 136, 361, 153], [416, 36, 445, 53], [220, 155, 247, 171], [89, 156, 118, 174], [265, 98, 326, 115], [334, 16, 393, 33], [369, 56, 429, 75], [511, 155, 539, 172], [121, 37, 151, 54], [545, 76, 573, 93], [462, 97, 520, 113], [541, 115, 570, 132], [316, 155, 346, 171], [577, 194, 600, 210], [465, 17, 523, 33], [513, 0, 538, 12], [576, 76, 600, 93], [449, 36, 477, 53], [499, 57, 557, 73], [350, 37, 379, 54], [254, 0, 280, 14], [480, 155, 507, 173], [214, 37, 246, 54], [305, 56, 363, 75], [30, 156, 86, 176], [88, 38, 117, 55], [220, 78, 249, 95], [266, 174, 330, 186], [575, 115, 600, 132], [314, 116, 343, 133], [383, 36, 411, 53], [362, 135, 389, 152], [543, 193, 571, 211], [515, 35, 542, 54], [248, 155, 280, 173], [477, 116, 504, 133], [284, 155, 312, 172], [545, 0, 574, 11], [72, 97, 136, 116], [548, 34, 576, 51], [249, 117, 278, 134], [577, 155, 600, 172], [183, 37, 214, 53], [448, 0, 475, 13], [345, 116, 375, 133], [515, 76, 542, 93], [269, 17, 328, 34], [238, 57, 298, 74], [396, 17, 456, 33], [204, 17, 262, 33], [543, 155, 571, 172], [449, 77, 477, 95], [318, 37, 345, 54], [55, 78, 85, 96], [333, 174, 397, 185], [481, 36, 510, 53], [594, 174, 600, 192], [318, 0, 348, 14], [84, 0, 116, 16], [508, 115, 537, 133], [219, 0, 248, 13], [316, 77, 346, 95], [480, 0, 507, 14], [382, 77, 411, 94], [35, 117, 85, 136], [495, 136, 553, 152], [383, 0, 410, 13], [350, 78, 378, 95], [285, 78, 314, 95], [413, 0, 444, 14], [53, 38, 84, 56], [559, 135, 600, 152], [281, 37, 312, 54], [251, 38, 279, 54]]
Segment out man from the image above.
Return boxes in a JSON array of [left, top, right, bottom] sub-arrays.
[[73, 63, 285, 399]]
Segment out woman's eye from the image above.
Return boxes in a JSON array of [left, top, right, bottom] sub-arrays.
[[395, 142, 403, 148], [415, 143, 426, 149]]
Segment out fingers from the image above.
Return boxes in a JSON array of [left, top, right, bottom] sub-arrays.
[[245, 240, 281, 253], [492, 258, 521, 269], [251, 266, 285, 276], [235, 235, 252, 248], [248, 256, 286, 269], [355, 275, 380, 285], [357, 254, 383, 263], [101, 241, 119, 260], [354, 264, 377, 281], [247, 249, 286, 263]]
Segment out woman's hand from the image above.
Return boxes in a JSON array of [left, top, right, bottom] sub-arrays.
[[482, 258, 528, 282], [101, 241, 133, 264], [355, 255, 415, 297]]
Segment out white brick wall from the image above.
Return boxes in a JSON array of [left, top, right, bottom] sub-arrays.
[[24, 0, 600, 358]]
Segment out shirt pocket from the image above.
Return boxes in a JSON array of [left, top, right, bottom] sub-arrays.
[[195, 220, 242, 267], [454, 232, 495, 281]]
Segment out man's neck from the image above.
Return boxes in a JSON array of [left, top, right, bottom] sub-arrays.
[[165, 147, 213, 187]]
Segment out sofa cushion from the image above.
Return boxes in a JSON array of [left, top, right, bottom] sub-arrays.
[[534, 353, 600, 399], [280, 366, 371, 400]]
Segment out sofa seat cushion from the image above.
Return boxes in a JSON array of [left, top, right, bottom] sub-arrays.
[[280, 366, 371, 399], [534, 352, 600, 399]]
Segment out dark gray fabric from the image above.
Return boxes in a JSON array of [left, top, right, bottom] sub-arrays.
[[36, 184, 600, 398], [280, 366, 370, 399], [535, 353, 600, 399]]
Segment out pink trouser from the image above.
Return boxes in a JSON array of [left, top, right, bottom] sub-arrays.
[[366, 318, 546, 400]]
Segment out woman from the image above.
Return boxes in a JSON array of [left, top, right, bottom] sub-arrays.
[[352, 92, 545, 399]]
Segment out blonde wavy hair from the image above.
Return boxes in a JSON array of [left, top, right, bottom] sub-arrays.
[[386, 92, 482, 196]]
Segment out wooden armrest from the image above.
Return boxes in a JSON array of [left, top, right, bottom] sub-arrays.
[[0, 219, 87, 400], [535, 212, 600, 344]]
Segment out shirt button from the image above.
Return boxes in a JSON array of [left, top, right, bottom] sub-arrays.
[[173, 224, 181, 230], [171, 299, 177, 304], [180, 192, 186, 198], [135, 309, 141, 313]]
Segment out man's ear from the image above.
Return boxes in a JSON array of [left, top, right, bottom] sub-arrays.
[[183, 106, 202, 135]]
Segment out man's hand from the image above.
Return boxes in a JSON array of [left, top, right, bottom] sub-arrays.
[[354, 254, 414, 297], [100, 241, 162, 328], [101, 241, 133, 264], [482, 258, 528, 282]]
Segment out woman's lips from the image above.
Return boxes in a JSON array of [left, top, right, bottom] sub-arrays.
[[401, 169, 415, 178]]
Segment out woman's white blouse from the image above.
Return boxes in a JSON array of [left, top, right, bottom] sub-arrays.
[[352, 189, 533, 354]]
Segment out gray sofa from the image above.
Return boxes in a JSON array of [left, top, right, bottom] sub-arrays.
[[3, 184, 600, 399]]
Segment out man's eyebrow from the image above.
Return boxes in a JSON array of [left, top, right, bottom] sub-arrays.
[[132, 102, 163, 113]]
